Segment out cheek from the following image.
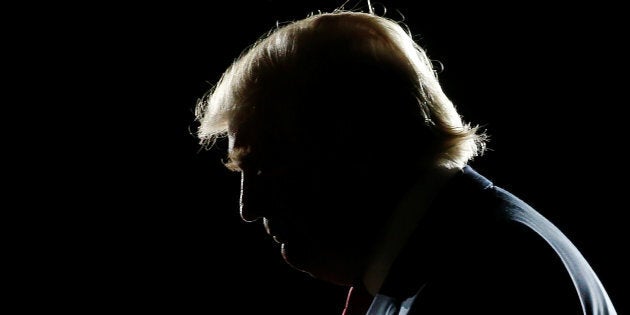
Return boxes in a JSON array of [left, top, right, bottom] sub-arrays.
[[279, 168, 390, 237], [310, 170, 384, 207], [304, 175, 382, 228]]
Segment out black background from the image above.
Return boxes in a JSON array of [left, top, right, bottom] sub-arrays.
[[20, 0, 627, 313]]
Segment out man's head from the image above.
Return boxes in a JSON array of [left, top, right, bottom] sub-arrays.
[[196, 11, 485, 285]]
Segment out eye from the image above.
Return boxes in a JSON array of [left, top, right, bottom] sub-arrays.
[[224, 158, 264, 176], [222, 158, 241, 172]]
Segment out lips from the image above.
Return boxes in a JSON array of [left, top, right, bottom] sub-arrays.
[[272, 234, 288, 244], [263, 218, 291, 244], [269, 227, 290, 244]]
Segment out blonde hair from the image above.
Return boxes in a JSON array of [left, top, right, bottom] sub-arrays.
[[196, 11, 486, 169]]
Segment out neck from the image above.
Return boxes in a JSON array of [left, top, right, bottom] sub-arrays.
[[361, 165, 460, 295]]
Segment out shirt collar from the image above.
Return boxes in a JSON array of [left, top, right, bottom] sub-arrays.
[[371, 166, 494, 301], [361, 165, 460, 296]]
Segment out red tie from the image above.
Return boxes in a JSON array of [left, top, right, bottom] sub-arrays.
[[342, 286, 374, 315]]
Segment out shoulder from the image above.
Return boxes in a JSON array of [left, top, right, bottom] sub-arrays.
[[410, 207, 583, 314], [404, 167, 618, 314], [412, 167, 584, 314]]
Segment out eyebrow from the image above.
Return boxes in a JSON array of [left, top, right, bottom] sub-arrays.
[[224, 147, 252, 172], [223, 159, 240, 172]]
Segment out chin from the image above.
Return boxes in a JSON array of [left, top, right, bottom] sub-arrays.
[[280, 243, 358, 286], [280, 243, 310, 273]]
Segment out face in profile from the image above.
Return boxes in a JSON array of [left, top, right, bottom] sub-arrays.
[[226, 118, 408, 286]]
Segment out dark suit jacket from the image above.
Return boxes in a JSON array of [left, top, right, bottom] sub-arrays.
[[373, 166, 616, 315]]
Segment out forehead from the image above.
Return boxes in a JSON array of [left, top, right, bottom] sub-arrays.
[[227, 121, 303, 164], [227, 104, 305, 152]]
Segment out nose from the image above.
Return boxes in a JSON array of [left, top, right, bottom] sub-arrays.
[[239, 172, 264, 222]]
